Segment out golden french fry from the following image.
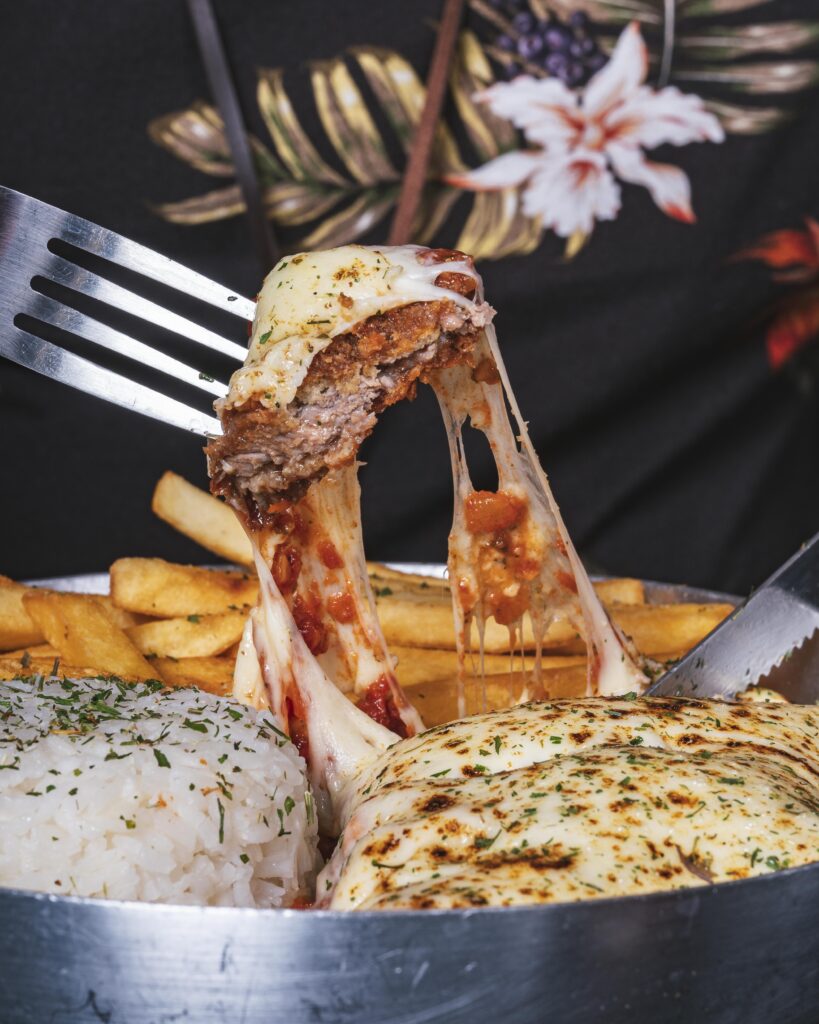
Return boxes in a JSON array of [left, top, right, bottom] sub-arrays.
[[377, 590, 733, 658], [126, 611, 247, 659], [152, 471, 252, 565], [405, 661, 591, 727], [593, 578, 645, 606], [2, 643, 57, 659], [610, 602, 733, 658], [0, 578, 44, 650], [154, 656, 234, 696], [0, 656, 109, 682], [367, 563, 449, 592], [375, 592, 582, 652], [368, 564, 644, 606], [391, 645, 539, 688], [0, 654, 151, 684], [110, 558, 258, 616], [22, 592, 158, 680], [96, 597, 144, 630]]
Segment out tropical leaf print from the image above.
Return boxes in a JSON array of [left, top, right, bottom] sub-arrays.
[[470, 0, 819, 134], [150, 34, 535, 259], [148, 2, 819, 259]]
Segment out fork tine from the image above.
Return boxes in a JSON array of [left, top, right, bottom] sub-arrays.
[[45, 254, 249, 361], [58, 212, 257, 320], [0, 328, 221, 436], [1, 187, 257, 320], [28, 293, 229, 398]]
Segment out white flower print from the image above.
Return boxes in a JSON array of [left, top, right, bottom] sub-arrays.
[[448, 22, 725, 239]]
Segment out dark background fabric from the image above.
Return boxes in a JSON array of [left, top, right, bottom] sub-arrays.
[[1, 0, 817, 592]]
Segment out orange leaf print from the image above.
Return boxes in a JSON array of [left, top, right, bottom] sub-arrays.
[[765, 286, 819, 370], [735, 218, 819, 282]]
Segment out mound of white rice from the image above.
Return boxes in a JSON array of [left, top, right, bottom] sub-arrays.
[[0, 676, 318, 907]]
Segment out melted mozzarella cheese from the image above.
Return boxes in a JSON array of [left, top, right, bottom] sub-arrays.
[[321, 697, 819, 909], [434, 328, 647, 703], [223, 244, 481, 411], [251, 541, 398, 829]]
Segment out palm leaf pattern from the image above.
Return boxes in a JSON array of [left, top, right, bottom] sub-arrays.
[[149, 1, 818, 259], [150, 34, 539, 260]]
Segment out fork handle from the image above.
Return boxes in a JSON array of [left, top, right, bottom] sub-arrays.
[[186, 0, 278, 273]]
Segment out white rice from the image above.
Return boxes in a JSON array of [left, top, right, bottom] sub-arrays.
[[0, 676, 318, 907]]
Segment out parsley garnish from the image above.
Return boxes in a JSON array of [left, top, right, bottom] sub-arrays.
[[475, 831, 502, 850], [153, 749, 170, 769]]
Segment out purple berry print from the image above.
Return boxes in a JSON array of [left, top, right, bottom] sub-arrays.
[[518, 33, 545, 59]]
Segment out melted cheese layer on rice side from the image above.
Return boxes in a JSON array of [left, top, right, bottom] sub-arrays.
[[319, 697, 819, 909]]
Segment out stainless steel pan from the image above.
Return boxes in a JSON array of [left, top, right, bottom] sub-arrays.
[[2, 572, 817, 1024]]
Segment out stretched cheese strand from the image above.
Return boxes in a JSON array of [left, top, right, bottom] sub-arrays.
[[283, 465, 424, 734], [250, 542, 397, 829], [236, 466, 424, 737], [224, 245, 490, 740], [483, 322, 648, 696], [433, 328, 647, 705]]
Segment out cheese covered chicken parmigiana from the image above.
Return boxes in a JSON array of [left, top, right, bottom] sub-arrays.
[[208, 245, 819, 904], [322, 697, 819, 908]]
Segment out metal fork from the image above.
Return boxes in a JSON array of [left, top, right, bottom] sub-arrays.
[[0, 186, 254, 436]]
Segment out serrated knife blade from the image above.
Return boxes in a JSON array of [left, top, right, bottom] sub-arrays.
[[648, 532, 819, 700]]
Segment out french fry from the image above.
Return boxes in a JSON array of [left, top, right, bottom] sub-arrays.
[[154, 656, 234, 696], [376, 590, 733, 658], [368, 564, 644, 606], [22, 592, 158, 680], [152, 471, 252, 566], [592, 578, 645, 606], [610, 602, 733, 658], [126, 611, 247, 658], [0, 577, 44, 650], [367, 563, 449, 593], [0, 575, 141, 652], [405, 662, 591, 727], [96, 597, 144, 630], [375, 592, 582, 652], [394, 647, 585, 693], [391, 645, 539, 688], [0, 655, 147, 684], [110, 558, 258, 617], [2, 643, 58, 659]]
